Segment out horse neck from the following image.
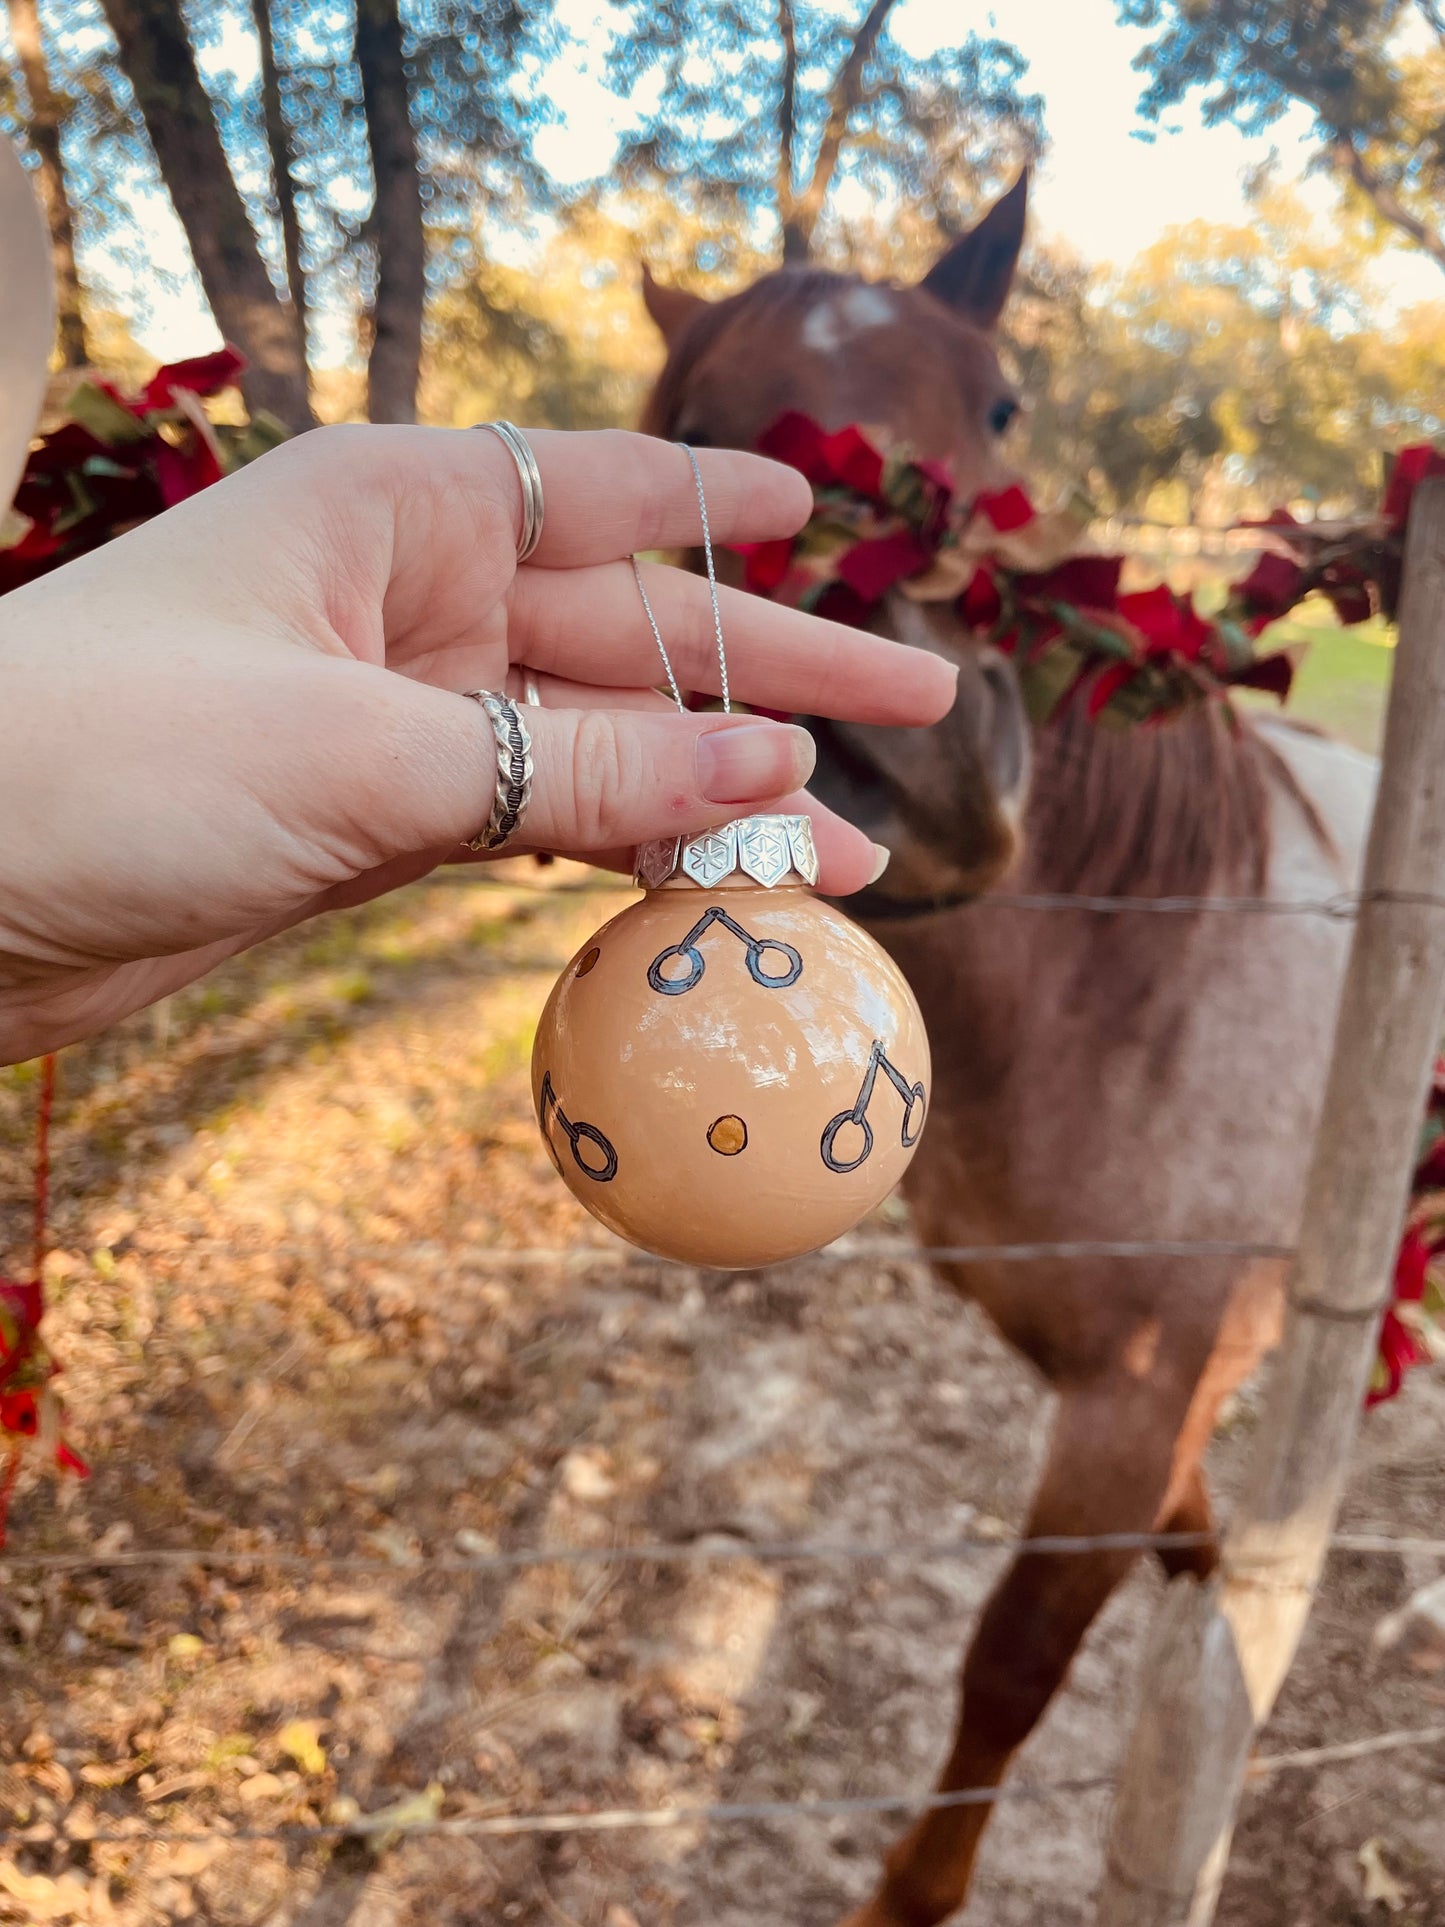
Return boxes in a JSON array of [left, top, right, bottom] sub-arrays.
[[881, 702, 1286, 1122]]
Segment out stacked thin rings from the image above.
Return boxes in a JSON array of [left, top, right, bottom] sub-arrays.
[[462, 691, 534, 852], [479, 419, 545, 563]]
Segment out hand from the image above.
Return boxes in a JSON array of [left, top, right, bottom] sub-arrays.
[[0, 424, 957, 1062]]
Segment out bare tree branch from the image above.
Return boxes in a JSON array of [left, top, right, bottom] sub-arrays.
[[1329, 132, 1445, 277], [784, 0, 899, 262], [776, 0, 801, 261], [251, 0, 306, 342], [7, 0, 87, 364]]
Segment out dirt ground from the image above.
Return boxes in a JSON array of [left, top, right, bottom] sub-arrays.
[[2, 862, 1443, 1927]]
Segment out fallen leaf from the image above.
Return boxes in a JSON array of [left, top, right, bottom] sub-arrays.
[[348, 1781, 445, 1854], [79, 1759, 145, 1790], [277, 1719, 327, 1778], [453, 1527, 499, 1557], [361, 1522, 420, 1566], [236, 1772, 287, 1803], [0, 1859, 93, 1921], [1359, 1838, 1408, 1913], [560, 1446, 616, 1502]]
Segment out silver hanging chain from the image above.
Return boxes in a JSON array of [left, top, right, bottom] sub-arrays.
[[630, 443, 730, 716]]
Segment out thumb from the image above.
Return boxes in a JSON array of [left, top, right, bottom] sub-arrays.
[[391, 683, 823, 855]]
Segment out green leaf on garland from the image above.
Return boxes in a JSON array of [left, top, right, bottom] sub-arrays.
[[1020, 640, 1084, 723], [65, 382, 151, 448], [53, 472, 99, 536], [221, 411, 290, 470]]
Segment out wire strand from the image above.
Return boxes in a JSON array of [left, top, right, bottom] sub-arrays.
[[32, 1053, 55, 1281], [4, 1728, 1441, 1851], [465, 871, 1445, 921], [5, 1526, 1441, 1578]]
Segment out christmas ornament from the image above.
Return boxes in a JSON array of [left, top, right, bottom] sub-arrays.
[[532, 817, 929, 1267], [530, 443, 930, 1268]]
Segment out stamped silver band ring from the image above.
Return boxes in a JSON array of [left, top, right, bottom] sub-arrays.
[[478, 420, 545, 563], [462, 690, 534, 852]]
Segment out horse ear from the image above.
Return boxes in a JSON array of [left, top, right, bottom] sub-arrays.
[[641, 262, 709, 344], [920, 170, 1029, 331]]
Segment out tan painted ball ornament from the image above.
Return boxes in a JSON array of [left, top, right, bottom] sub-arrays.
[[531, 814, 931, 1268]]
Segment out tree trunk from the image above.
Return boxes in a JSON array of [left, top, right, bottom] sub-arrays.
[[355, 0, 425, 424], [7, 0, 87, 364], [99, 0, 311, 426], [776, 0, 808, 263], [252, 0, 306, 339]]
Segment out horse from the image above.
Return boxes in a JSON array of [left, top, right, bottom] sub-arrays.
[[637, 173, 1380, 1926]]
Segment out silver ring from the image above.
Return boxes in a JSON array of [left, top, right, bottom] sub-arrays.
[[522, 670, 542, 707], [462, 690, 534, 851], [478, 420, 544, 563]]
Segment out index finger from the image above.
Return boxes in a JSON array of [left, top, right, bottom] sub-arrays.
[[497, 428, 814, 567]]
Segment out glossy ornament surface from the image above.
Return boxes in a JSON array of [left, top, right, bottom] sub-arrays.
[[531, 815, 930, 1268]]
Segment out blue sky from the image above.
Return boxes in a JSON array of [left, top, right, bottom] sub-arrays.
[[83, 0, 1445, 357]]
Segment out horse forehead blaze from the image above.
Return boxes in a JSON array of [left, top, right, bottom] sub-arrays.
[[799, 282, 903, 353]]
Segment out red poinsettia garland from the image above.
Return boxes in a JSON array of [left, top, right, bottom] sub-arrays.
[[0, 344, 283, 596], [741, 410, 1445, 1404], [737, 410, 1442, 731]]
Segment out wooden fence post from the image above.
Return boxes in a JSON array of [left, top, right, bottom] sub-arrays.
[[1094, 477, 1445, 1927]]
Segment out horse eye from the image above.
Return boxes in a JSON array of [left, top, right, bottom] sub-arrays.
[[988, 397, 1020, 437]]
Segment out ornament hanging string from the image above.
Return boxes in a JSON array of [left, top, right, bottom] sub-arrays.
[[33, 1051, 55, 1280], [630, 444, 731, 715], [0, 1053, 87, 1548]]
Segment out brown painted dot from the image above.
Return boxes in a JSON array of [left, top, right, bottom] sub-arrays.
[[575, 946, 601, 978], [707, 1114, 748, 1156]]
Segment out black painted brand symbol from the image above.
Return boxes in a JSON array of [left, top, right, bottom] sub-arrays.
[[821, 1041, 926, 1173], [647, 905, 803, 997], [539, 1072, 618, 1182]]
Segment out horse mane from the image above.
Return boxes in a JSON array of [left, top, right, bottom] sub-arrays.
[[1025, 700, 1328, 902]]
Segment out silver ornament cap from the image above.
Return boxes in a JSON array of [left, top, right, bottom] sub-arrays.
[[634, 813, 820, 892]]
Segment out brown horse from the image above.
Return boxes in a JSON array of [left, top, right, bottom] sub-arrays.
[[639, 174, 1379, 1926]]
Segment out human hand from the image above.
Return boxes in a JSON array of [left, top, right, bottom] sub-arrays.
[[0, 424, 957, 1062]]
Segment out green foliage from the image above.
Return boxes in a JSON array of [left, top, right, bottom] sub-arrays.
[[1007, 187, 1445, 517], [1120, 0, 1445, 270]]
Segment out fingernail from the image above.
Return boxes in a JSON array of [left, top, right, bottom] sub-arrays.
[[697, 722, 815, 803], [868, 843, 891, 884]]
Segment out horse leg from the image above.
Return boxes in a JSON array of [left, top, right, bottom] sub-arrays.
[[837, 1371, 1201, 1927], [1153, 1463, 1218, 1582]]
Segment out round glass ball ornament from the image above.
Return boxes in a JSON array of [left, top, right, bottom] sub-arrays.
[[531, 815, 930, 1268]]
